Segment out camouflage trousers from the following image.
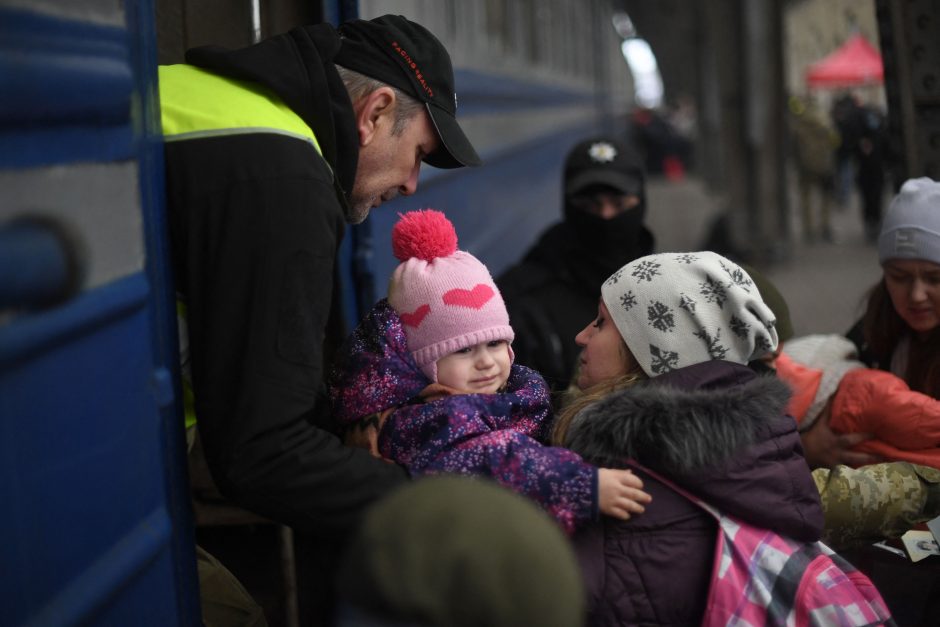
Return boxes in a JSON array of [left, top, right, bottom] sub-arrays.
[[814, 462, 940, 551]]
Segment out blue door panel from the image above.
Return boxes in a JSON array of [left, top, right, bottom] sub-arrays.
[[0, 275, 180, 625], [1, 2, 198, 624], [0, 9, 136, 169]]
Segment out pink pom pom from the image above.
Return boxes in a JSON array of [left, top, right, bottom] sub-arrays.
[[391, 210, 458, 262]]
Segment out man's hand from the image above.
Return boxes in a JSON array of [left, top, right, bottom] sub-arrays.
[[344, 413, 386, 459], [800, 401, 880, 469], [598, 468, 652, 520]]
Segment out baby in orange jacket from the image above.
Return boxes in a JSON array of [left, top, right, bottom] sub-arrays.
[[775, 333, 940, 470]]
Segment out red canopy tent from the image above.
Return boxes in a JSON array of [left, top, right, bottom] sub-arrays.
[[805, 34, 883, 89]]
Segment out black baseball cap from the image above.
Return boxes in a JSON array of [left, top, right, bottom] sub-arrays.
[[335, 15, 481, 169], [564, 137, 644, 197]]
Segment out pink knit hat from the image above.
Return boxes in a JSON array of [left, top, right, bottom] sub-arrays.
[[387, 210, 514, 382]]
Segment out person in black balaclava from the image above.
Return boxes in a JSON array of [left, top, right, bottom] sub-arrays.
[[497, 137, 653, 402]]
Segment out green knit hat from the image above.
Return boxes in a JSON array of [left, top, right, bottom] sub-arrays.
[[740, 263, 794, 343], [337, 476, 586, 627]]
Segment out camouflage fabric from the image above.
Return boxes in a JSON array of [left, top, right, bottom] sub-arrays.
[[814, 462, 940, 551]]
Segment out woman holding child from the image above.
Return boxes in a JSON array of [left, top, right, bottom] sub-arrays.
[[553, 251, 839, 625]]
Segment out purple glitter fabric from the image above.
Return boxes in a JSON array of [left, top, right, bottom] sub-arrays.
[[330, 299, 597, 534]]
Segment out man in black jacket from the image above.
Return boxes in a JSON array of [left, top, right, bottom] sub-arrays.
[[162, 15, 479, 534], [497, 137, 652, 400]]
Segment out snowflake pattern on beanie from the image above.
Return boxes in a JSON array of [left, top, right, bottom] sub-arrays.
[[601, 252, 778, 377]]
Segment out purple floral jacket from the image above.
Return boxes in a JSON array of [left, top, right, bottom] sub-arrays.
[[330, 299, 597, 534]]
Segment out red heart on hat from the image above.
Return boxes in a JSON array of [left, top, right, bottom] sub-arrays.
[[399, 304, 431, 328], [442, 284, 494, 310]]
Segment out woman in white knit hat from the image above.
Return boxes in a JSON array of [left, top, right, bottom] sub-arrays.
[[550, 251, 889, 626]]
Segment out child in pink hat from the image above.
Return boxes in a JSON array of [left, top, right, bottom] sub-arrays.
[[330, 210, 649, 534]]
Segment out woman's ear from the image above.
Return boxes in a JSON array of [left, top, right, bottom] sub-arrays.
[[354, 87, 396, 147]]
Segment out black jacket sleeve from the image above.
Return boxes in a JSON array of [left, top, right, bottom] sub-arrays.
[[167, 135, 406, 535]]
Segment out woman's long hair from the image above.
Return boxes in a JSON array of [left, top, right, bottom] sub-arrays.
[[863, 278, 940, 397], [551, 338, 647, 446]]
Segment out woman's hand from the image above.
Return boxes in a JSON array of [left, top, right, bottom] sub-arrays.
[[598, 468, 652, 520], [800, 401, 880, 469]]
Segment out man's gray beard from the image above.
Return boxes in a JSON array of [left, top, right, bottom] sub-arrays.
[[346, 198, 373, 225]]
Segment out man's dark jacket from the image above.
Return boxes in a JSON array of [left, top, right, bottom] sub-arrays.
[[563, 361, 824, 626], [164, 24, 406, 534]]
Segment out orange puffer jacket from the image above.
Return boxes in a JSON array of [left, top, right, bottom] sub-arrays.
[[830, 367, 940, 469], [776, 343, 940, 470]]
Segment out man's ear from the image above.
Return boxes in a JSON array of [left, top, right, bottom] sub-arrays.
[[354, 87, 396, 147]]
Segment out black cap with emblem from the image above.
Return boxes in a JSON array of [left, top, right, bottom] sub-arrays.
[[335, 14, 481, 169], [564, 137, 644, 197]]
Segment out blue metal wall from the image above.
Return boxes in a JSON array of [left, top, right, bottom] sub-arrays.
[[0, 3, 199, 625]]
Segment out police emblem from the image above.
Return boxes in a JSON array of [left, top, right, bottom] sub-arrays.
[[588, 142, 617, 163]]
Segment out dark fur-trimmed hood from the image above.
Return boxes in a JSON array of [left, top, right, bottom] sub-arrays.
[[564, 373, 791, 474], [564, 361, 823, 540]]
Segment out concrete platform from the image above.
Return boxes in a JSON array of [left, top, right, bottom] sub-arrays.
[[644, 174, 884, 337]]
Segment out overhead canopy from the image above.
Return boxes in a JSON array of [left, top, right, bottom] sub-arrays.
[[805, 34, 883, 89]]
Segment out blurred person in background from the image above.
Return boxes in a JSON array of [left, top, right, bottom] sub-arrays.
[[498, 137, 653, 401], [855, 104, 889, 243], [830, 92, 863, 208], [789, 95, 838, 243]]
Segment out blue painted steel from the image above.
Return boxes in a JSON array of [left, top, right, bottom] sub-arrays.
[[21, 509, 172, 627], [1, 125, 135, 169], [453, 68, 593, 115], [0, 221, 72, 309], [0, 7, 135, 168], [127, 0, 201, 617], [0, 275, 180, 626], [0, 274, 148, 367], [322, 0, 358, 25], [0, 0, 199, 623], [0, 10, 132, 123]]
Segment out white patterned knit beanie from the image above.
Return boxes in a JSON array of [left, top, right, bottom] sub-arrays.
[[878, 177, 940, 266], [387, 210, 514, 382], [601, 252, 778, 377]]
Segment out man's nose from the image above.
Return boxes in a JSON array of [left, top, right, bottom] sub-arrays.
[[399, 162, 421, 196]]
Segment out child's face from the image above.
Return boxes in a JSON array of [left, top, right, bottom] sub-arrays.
[[436, 340, 512, 393]]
